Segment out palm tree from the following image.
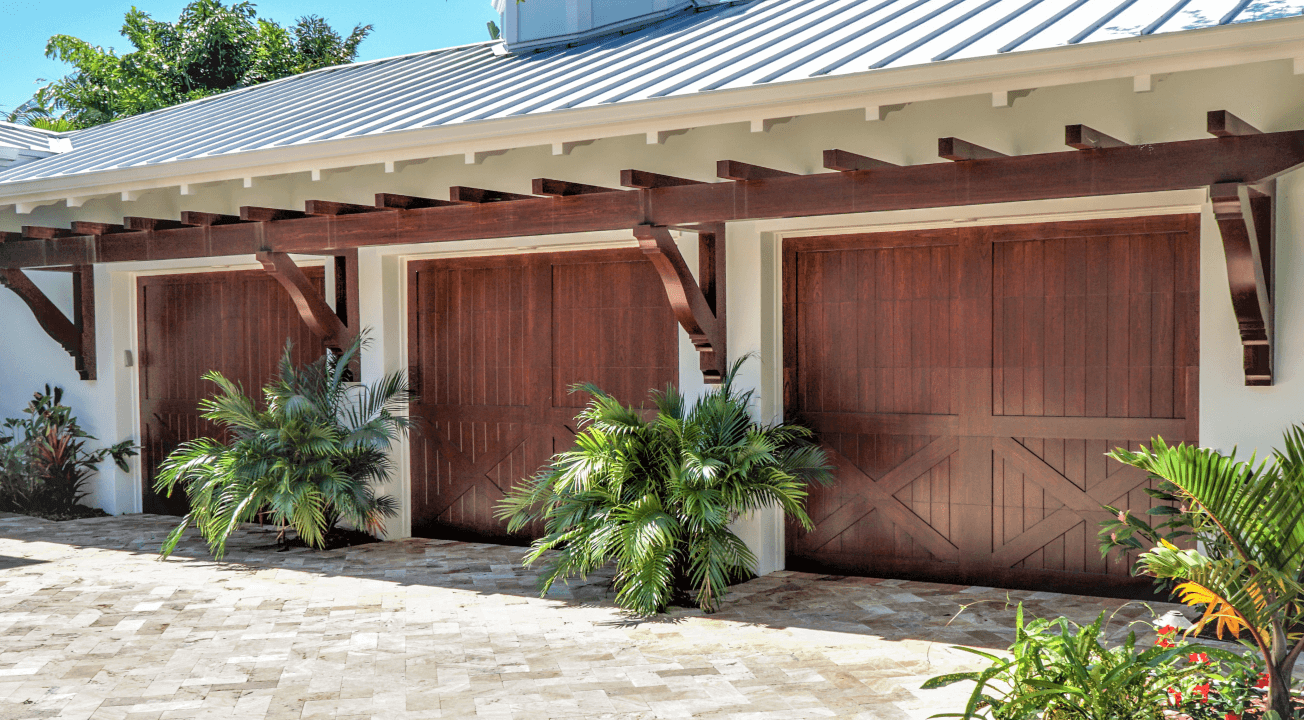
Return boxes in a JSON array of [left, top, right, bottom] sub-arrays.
[[155, 334, 409, 558], [497, 358, 831, 614], [1108, 430, 1304, 718]]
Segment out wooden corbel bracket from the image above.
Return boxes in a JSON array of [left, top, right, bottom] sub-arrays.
[[1211, 181, 1274, 385], [0, 266, 96, 380], [256, 251, 356, 353], [634, 224, 727, 383]]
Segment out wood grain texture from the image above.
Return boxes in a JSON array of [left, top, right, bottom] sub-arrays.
[[6, 131, 1298, 269], [785, 216, 1199, 597], [137, 269, 327, 515], [0, 267, 94, 380], [1211, 182, 1274, 385], [407, 250, 677, 543]]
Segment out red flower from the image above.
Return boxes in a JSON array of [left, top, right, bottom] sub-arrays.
[[1194, 683, 1211, 702], [1159, 625, 1178, 634], [1255, 673, 1271, 689], [1188, 652, 1209, 664], [1168, 687, 1183, 706], [1225, 713, 1241, 720]]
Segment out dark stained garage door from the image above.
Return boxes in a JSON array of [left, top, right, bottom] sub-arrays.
[[138, 269, 327, 515], [783, 215, 1199, 597], [407, 249, 679, 542]]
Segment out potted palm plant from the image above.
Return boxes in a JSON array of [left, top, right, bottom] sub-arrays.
[[497, 358, 831, 614], [155, 334, 409, 558]]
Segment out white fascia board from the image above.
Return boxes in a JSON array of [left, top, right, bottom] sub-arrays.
[[3, 17, 1304, 207]]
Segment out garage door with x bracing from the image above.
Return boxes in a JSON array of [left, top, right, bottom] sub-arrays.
[[407, 249, 679, 543], [783, 215, 1199, 598], [138, 269, 328, 515]]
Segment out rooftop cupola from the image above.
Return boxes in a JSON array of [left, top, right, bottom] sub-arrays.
[[495, 0, 708, 53]]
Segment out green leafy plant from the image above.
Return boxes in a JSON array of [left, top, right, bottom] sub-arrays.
[[496, 358, 831, 615], [923, 606, 1225, 720], [155, 334, 408, 558], [0, 386, 136, 519], [1106, 431, 1304, 719]]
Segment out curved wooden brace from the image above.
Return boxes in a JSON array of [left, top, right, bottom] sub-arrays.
[[256, 251, 355, 352], [634, 224, 726, 383], [1211, 181, 1274, 385], [0, 266, 95, 380]]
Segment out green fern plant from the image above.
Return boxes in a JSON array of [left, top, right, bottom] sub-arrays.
[[155, 334, 408, 558], [496, 357, 831, 615]]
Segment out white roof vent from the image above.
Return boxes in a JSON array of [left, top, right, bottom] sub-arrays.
[[501, 0, 705, 52]]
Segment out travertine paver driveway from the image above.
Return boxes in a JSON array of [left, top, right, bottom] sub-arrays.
[[0, 514, 1186, 720]]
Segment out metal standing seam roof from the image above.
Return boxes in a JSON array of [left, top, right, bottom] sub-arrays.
[[1, 0, 1302, 186], [0, 122, 62, 153]]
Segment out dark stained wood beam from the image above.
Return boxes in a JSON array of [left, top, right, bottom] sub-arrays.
[[181, 211, 246, 226], [692, 223, 726, 383], [0, 232, 22, 243], [1211, 181, 1274, 385], [256, 251, 354, 351], [22, 226, 74, 240], [124, 216, 196, 231], [717, 160, 797, 181], [1065, 124, 1130, 150], [5, 129, 1304, 269], [531, 178, 620, 197], [241, 206, 309, 222], [449, 186, 534, 204], [938, 137, 1007, 161], [634, 224, 725, 382], [374, 193, 458, 210], [822, 149, 896, 172], [305, 200, 389, 216], [1208, 110, 1261, 138], [71, 221, 131, 236], [620, 169, 704, 189], [0, 266, 95, 379]]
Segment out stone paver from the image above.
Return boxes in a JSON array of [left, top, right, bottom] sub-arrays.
[[0, 514, 1187, 719]]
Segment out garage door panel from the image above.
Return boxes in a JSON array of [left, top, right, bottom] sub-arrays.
[[409, 251, 677, 542], [138, 269, 326, 516], [787, 217, 1198, 597]]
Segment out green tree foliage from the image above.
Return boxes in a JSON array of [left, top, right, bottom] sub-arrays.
[[31, 0, 371, 129], [1107, 431, 1304, 719], [155, 335, 407, 559], [497, 358, 831, 615]]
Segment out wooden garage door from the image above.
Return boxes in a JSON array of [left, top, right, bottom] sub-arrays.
[[783, 215, 1199, 597], [408, 249, 679, 542], [138, 269, 326, 515]]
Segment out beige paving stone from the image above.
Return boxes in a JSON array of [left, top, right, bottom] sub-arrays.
[[0, 514, 1202, 719]]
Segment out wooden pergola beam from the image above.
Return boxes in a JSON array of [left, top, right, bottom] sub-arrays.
[[181, 211, 246, 226], [5, 128, 1304, 269], [634, 224, 726, 382], [306, 200, 390, 216], [1208, 110, 1260, 138], [375, 193, 458, 210], [125, 216, 195, 231], [822, 149, 895, 172], [0, 266, 95, 380], [938, 137, 1006, 161], [717, 160, 796, 181], [620, 169, 704, 188], [449, 186, 534, 203], [256, 251, 354, 352], [22, 226, 74, 240], [531, 178, 619, 196], [1211, 181, 1275, 385], [242, 206, 309, 222], [70, 221, 130, 236], [1065, 124, 1129, 150]]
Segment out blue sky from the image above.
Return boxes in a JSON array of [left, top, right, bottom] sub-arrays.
[[0, 0, 500, 115]]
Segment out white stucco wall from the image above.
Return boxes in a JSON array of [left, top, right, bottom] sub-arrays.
[[2, 57, 1303, 574]]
